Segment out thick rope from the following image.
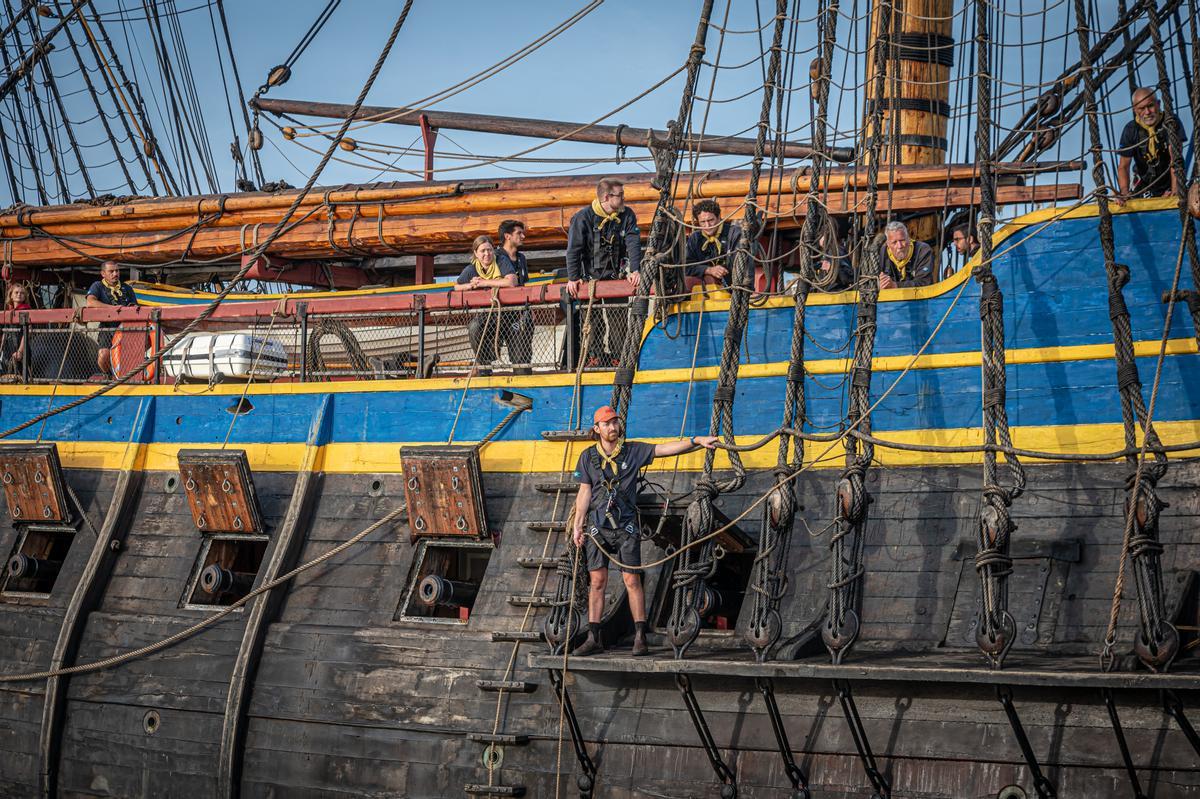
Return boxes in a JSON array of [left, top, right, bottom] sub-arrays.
[[609, 0, 717, 423], [823, 0, 892, 666], [1097, 1, 1194, 673], [0, 506, 406, 683], [973, 0, 1026, 671], [665, 1, 789, 660]]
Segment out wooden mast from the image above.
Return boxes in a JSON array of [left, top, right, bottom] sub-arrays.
[[862, 0, 955, 241]]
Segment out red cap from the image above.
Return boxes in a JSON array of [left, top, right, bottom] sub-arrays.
[[592, 405, 619, 424]]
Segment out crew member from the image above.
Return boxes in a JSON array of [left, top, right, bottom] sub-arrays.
[[684, 199, 742, 286], [565, 178, 641, 367], [878, 221, 935, 289], [948, 222, 980, 279], [571, 405, 717, 656], [1117, 87, 1183, 203], [85, 261, 138, 377], [2, 283, 33, 375], [455, 235, 517, 373], [496, 219, 533, 372], [815, 232, 854, 291]]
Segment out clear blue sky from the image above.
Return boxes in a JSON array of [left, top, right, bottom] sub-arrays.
[[0, 0, 1192, 206]]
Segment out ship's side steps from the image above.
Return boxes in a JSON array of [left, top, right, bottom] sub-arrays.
[[463, 422, 585, 791]]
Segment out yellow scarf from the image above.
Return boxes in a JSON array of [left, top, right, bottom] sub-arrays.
[[887, 242, 913, 281], [103, 280, 127, 304], [1135, 116, 1160, 159], [472, 257, 500, 281], [591, 198, 621, 231], [701, 222, 725, 257], [595, 440, 624, 475]]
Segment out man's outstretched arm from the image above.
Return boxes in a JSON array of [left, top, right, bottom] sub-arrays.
[[653, 436, 719, 457]]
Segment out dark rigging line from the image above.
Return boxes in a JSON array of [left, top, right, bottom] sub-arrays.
[[212, 0, 263, 186], [25, 0, 96, 199], [81, 0, 177, 193], [53, 0, 145, 193]]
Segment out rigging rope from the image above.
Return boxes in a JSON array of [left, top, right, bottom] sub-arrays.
[[743, 0, 840, 663], [822, 0, 891, 666], [609, 0, 715, 422], [665, 0, 788, 660], [972, 0, 1027, 672]]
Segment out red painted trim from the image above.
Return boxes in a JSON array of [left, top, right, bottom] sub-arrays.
[[0, 280, 636, 325], [242, 254, 371, 290]]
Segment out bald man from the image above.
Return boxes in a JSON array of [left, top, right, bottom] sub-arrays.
[[1116, 87, 1184, 204]]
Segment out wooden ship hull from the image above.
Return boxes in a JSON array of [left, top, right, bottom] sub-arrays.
[[0, 195, 1197, 797]]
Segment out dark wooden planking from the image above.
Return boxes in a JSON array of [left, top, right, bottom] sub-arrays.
[[38, 399, 153, 799], [218, 398, 331, 798]]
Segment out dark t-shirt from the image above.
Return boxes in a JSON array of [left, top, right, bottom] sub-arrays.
[[573, 440, 656, 531], [1118, 114, 1183, 195], [495, 249, 528, 286], [455, 257, 516, 285], [86, 280, 138, 306]]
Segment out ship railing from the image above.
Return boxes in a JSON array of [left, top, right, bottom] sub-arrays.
[[0, 319, 159, 385], [0, 280, 638, 385]]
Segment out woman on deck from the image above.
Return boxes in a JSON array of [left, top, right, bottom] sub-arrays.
[[2, 284, 32, 376], [454, 235, 518, 375]]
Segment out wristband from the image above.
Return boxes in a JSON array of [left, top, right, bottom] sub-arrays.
[[689, 436, 697, 446]]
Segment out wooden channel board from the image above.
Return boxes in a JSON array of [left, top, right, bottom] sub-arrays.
[[0, 444, 69, 523], [400, 446, 489, 541], [177, 449, 263, 534]]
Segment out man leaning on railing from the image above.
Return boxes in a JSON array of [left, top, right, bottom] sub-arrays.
[[85, 261, 139, 380]]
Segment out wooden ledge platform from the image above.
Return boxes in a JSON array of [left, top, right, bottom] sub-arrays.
[[529, 648, 1200, 691]]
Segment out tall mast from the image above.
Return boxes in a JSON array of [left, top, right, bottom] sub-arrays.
[[862, 0, 955, 240]]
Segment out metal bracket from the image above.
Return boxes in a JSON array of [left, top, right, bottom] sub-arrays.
[[757, 678, 810, 799], [675, 673, 737, 798], [1102, 690, 1147, 799], [1162, 690, 1200, 760], [834, 680, 890, 798], [996, 685, 1057, 798], [547, 668, 597, 799]]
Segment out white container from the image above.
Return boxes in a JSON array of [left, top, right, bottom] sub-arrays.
[[162, 333, 288, 381]]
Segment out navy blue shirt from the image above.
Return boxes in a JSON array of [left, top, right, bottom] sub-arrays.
[[574, 440, 656, 531], [565, 205, 642, 281], [684, 223, 744, 281], [1118, 114, 1184, 195], [495, 248, 528, 286], [86, 280, 138, 306], [455, 257, 516, 285]]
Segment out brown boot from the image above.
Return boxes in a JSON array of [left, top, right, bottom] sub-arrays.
[[573, 625, 604, 656], [631, 622, 649, 657]]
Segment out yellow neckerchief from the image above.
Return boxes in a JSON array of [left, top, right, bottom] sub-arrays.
[[472, 257, 500, 281], [700, 222, 725, 257], [595, 439, 624, 476], [591, 198, 621, 231], [886, 241, 913, 281], [103, 279, 126, 304], [1135, 115, 1160, 159]]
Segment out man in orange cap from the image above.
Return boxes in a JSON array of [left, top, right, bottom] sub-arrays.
[[570, 405, 717, 656]]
